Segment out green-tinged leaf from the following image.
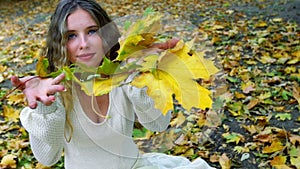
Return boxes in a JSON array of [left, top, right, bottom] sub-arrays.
[[124, 20, 132, 31], [117, 33, 157, 61], [132, 127, 148, 138], [281, 90, 292, 101], [117, 34, 145, 61], [289, 146, 300, 157], [143, 7, 155, 16], [36, 56, 49, 77], [97, 57, 119, 75], [275, 113, 292, 121], [226, 76, 239, 83], [222, 132, 245, 144], [62, 66, 75, 81], [116, 11, 162, 61]]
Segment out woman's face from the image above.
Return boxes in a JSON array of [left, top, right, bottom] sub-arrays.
[[66, 8, 104, 67]]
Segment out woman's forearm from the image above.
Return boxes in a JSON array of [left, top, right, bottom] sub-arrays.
[[127, 86, 171, 132], [20, 99, 66, 166]]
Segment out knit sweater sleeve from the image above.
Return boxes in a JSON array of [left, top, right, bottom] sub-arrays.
[[20, 96, 66, 166], [125, 86, 171, 132]]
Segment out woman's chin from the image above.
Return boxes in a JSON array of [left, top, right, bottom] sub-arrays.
[[76, 60, 100, 68]]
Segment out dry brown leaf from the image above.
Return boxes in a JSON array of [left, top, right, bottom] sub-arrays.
[[289, 134, 300, 145], [0, 154, 17, 168], [262, 140, 285, 154], [219, 153, 231, 169], [246, 98, 259, 110], [205, 109, 222, 127], [292, 83, 300, 107], [170, 112, 186, 128], [270, 156, 292, 169]]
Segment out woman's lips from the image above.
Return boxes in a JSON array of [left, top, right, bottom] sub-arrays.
[[77, 53, 95, 61]]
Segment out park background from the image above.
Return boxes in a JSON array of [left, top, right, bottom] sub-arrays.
[[0, 0, 299, 168]]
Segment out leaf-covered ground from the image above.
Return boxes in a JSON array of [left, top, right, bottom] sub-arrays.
[[0, 0, 299, 168]]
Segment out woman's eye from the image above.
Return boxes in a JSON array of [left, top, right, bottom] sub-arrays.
[[88, 29, 98, 35], [67, 33, 76, 40]]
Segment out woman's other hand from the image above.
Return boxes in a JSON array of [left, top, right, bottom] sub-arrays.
[[151, 38, 180, 50], [10, 73, 65, 109]]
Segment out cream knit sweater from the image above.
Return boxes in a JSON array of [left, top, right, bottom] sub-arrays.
[[20, 85, 171, 169]]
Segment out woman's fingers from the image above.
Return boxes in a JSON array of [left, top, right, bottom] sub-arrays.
[[11, 76, 24, 88], [13, 74, 66, 108], [38, 95, 55, 106], [165, 38, 180, 49], [26, 93, 38, 109], [11, 76, 19, 86], [47, 85, 65, 95], [52, 73, 65, 85]]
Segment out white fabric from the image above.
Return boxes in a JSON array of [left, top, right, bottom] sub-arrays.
[[134, 153, 215, 169], [20, 85, 214, 169]]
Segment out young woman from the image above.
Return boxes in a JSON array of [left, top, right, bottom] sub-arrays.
[[11, 0, 215, 168]]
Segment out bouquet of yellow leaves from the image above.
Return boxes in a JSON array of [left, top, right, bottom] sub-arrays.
[[36, 8, 219, 115]]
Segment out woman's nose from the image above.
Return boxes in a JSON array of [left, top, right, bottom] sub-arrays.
[[79, 35, 88, 49]]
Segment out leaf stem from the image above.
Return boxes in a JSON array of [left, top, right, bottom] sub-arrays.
[[0, 76, 39, 102]]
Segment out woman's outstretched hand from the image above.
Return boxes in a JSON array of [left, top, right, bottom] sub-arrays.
[[151, 38, 180, 50], [10, 73, 66, 109]]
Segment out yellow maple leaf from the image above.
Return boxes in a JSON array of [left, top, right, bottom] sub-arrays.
[[93, 74, 130, 96], [73, 9, 219, 116], [132, 51, 214, 114], [7, 92, 25, 105], [270, 156, 292, 169], [122, 10, 162, 37], [2, 105, 20, 122], [241, 81, 255, 94], [117, 11, 162, 61], [76, 74, 130, 96], [118, 33, 158, 60], [169, 39, 219, 80], [117, 34, 146, 61], [0, 65, 7, 72], [138, 54, 159, 72], [131, 71, 177, 115], [0, 154, 17, 168], [262, 140, 285, 153], [158, 49, 214, 110]]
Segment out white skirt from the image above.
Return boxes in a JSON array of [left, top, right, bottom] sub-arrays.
[[133, 153, 216, 169]]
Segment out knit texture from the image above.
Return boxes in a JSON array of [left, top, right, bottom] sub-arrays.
[[20, 85, 171, 168]]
